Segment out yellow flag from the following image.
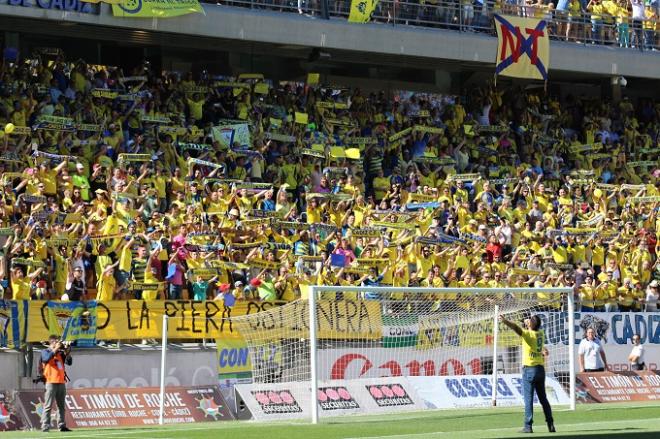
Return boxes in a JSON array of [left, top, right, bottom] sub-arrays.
[[269, 118, 281, 129], [254, 83, 269, 95], [330, 147, 346, 159], [307, 73, 320, 85], [345, 148, 361, 160], [348, 0, 379, 23], [238, 73, 265, 80], [494, 14, 550, 80], [112, 0, 204, 18], [294, 112, 309, 125]]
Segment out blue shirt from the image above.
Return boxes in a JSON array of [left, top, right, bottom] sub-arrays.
[[41, 348, 72, 366], [41, 349, 56, 363], [362, 275, 384, 300], [50, 87, 63, 104], [412, 138, 428, 158]]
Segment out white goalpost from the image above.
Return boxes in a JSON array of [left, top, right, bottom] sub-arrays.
[[232, 286, 576, 423]]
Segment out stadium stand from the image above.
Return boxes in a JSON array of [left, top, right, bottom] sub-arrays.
[[218, 0, 660, 51], [0, 52, 658, 321]]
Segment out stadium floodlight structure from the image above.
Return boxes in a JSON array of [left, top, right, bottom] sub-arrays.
[[232, 286, 576, 424]]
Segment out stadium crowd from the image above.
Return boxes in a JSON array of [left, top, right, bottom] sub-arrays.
[[0, 52, 659, 313]]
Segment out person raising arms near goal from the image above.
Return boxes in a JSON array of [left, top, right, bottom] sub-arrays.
[[499, 314, 556, 434]]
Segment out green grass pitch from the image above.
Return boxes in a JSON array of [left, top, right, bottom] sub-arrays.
[[5, 402, 660, 439]]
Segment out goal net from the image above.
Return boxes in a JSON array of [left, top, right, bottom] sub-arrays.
[[231, 287, 575, 422]]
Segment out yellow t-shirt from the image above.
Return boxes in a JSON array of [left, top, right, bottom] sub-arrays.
[[521, 329, 545, 367], [592, 246, 605, 266], [119, 245, 132, 272], [372, 176, 390, 200], [12, 277, 32, 300], [39, 170, 58, 195], [54, 254, 68, 284], [590, 4, 603, 20], [415, 256, 433, 278], [171, 176, 186, 193], [306, 206, 322, 224], [187, 98, 205, 120], [142, 287, 159, 301], [152, 176, 168, 199], [72, 70, 86, 92], [206, 198, 230, 216], [552, 246, 569, 264], [96, 273, 116, 302]]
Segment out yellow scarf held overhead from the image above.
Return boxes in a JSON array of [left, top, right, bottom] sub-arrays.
[[348, 0, 379, 23]]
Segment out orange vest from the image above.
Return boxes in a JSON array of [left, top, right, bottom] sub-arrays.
[[43, 353, 67, 384]]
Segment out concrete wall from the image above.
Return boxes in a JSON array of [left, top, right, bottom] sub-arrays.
[[0, 351, 21, 392], [1, 4, 659, 79], [0, 347, 218, 391]]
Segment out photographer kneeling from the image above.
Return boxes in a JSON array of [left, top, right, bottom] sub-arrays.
[[40, 335, 73, 432]]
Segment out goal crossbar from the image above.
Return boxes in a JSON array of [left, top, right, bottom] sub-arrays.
[[311, 286, 573, 294]]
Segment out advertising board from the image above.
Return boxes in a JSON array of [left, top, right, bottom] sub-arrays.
[[16, 386, 233, 429], [576, 371, 660, 403]]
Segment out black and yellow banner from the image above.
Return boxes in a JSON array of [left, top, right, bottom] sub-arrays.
[[348, 0, 379, 23], [111, 0, 204, 18], [12, 299, 382, 342]]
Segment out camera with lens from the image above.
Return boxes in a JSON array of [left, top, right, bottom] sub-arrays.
[[33, 339, 72, 384]]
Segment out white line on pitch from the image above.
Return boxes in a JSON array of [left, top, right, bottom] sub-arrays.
[[24, 426, 211, 438], [345, 431, 449, 439], [583, 402, 660, 411], [342, 417, 660, 439], [32, 420, 310, 438]]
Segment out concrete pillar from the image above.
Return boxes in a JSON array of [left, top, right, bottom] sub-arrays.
[[3, 31, 20, 59], [611, 83, 622, 103], [434, 70, 452, 92]]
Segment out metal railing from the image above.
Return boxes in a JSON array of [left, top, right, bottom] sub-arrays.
[[217, 0, 322, 15], [209, 0, 660, 52]]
